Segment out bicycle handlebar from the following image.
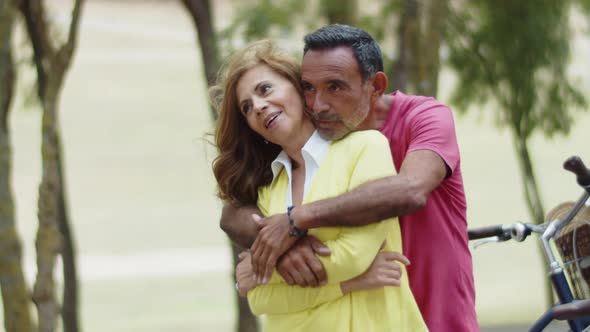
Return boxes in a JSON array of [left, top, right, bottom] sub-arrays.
[[564, 156, 590, 189], [468, 222, 541, 244], [468, 225, 505, 240]]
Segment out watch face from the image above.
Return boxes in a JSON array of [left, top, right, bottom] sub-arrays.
[[289, 226, 307, 238]]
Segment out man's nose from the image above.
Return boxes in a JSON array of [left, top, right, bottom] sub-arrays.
[[310, 93, 329, 113]]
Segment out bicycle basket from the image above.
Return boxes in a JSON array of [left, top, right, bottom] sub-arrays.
[[551, 202, 590, 299]]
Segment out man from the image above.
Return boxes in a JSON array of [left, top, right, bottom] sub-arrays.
[[222, 24, 478, 331]]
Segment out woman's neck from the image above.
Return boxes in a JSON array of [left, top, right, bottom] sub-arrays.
[[282, 121, 315, 169]]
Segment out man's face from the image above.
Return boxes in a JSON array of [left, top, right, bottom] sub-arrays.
[[301, 46, 373, 140]]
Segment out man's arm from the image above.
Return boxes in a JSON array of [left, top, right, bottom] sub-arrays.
[[251, 150, 444, 282], [276, 238, 408, 288], [219, 204, 263, 249], [238, 251, 406, 315], [293, 149, 447, 229]]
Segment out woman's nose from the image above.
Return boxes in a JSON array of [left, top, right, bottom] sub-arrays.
[[252, 97, 268, 114]]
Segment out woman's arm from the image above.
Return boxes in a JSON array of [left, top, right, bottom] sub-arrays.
[[239, 251, 405, 315], [247, 131, 400, 313], [237, 252, 341, 315], [247, 219, 391, 312]]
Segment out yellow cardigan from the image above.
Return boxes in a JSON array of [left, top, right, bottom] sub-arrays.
[[248, 130, 427, 332]]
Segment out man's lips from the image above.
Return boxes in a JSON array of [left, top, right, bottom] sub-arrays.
[[264, 111, 282, 128], [315, 119, 338, 127]]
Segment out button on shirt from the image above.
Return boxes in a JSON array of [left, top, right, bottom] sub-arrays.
[[270, 130, 330, 208]]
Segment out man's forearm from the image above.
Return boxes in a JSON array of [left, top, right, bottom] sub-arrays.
[[220, 204, 263, 248], [294, 175, 426, 229]]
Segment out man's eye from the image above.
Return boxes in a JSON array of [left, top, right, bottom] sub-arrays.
[[329, 84, 341, 92], [302, 83, 314, 92]]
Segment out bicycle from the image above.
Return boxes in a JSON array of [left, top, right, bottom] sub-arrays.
[[468, 156, 590, 332]]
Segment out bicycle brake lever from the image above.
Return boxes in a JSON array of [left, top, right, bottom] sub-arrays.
[[472, 236, 502, 250]]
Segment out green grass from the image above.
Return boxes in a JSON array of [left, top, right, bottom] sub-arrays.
[[2, 1, 589, 330]]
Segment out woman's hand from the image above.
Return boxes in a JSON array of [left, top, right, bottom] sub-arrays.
[[236, 251, 257, 297], [340, 251, 409, 294]]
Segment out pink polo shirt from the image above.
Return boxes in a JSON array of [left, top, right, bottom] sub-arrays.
[[379, 91, 478, 332]]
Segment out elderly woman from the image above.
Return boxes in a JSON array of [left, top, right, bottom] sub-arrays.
[[211, 40, 426, 332]]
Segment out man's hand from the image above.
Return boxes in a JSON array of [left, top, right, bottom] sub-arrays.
[[250, 213, 299, 284], [236, 251, 257, 297], [277, 235, 331, 287], [220, 204, 264, 249]]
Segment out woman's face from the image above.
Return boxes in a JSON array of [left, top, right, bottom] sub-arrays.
[[236, 64, 308, 146]]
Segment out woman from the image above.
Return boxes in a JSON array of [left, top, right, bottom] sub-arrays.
[[212, 40, 426, 332]]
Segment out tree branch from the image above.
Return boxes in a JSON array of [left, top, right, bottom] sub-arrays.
[[19, 0, 53, 97], [60, 0, 84, 66]]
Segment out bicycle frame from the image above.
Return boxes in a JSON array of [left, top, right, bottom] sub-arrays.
[[531, 191, 590, 332], [469, 156, 590, 331]]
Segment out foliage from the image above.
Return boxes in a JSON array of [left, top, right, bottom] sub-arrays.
[[218, 0, 398, 57], [447, 0, 588, 308], [578, 0, 590, 14], [357, 0, 402, 85], [217, 0, 448, 96], [447, 0, 587, 138], [218, 0, 307, 55]]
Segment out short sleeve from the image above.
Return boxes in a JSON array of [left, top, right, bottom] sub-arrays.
[[407, 103, 460, 173]]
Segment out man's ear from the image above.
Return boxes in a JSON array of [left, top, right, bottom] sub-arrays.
[[371, 72, 388, 96]]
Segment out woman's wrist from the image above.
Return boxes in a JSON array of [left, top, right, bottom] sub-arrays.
[[340, 278, 360, 294]]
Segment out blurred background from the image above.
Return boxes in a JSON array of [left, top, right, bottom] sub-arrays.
[[0, 0, 589, 331]]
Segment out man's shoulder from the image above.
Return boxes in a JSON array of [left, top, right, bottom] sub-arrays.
[[393, 91, 450, 115], [336, 130, 388, 147], [329, 131, 389, 160]]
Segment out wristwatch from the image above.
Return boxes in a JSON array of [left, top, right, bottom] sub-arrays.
[[287, 206, 307, 237]]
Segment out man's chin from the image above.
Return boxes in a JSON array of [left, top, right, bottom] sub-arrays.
[[317, 127, 350, 141]]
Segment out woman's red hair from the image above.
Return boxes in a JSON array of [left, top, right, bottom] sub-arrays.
[[211, 40, 303, 206]]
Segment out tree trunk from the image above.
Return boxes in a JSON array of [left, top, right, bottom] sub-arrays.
[[514, 136, 545, 225], [180, 1, 258, 330], [421, 0, 447, 97], [33, 90, 63, 332], [57, 135, 78, 332], [32, 90, 78, 332], [33, 69, 79, 332], [19, 1, 84, 330], [320, 0, 357, 24], [391, 0, 418, 92], [0, 1, 34, 331], [181, 0, 220, 120], [513, 133, 553, 308], [392, 0, 446, 97], [231, 242, 258, 332]]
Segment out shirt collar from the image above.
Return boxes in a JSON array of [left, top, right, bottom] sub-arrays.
[[270, 130, 330, 182]]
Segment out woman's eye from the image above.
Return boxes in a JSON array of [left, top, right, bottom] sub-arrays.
[[261, 84, 271, 94], [241, 103, 251, 114]]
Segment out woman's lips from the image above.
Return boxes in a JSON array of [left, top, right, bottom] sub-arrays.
[[264, 111, 282, 128]]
